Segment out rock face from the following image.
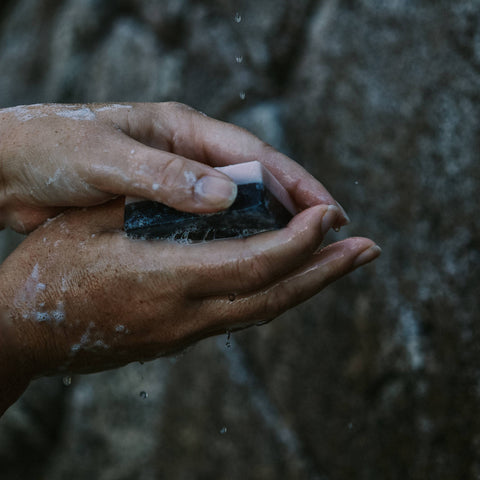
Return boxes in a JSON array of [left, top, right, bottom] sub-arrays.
[[0, 0, 479, 478]]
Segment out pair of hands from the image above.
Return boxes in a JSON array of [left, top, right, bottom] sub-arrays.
[[0, 102, 380, 414]]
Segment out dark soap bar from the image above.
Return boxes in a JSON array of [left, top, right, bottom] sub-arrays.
[[124, 182, 293, 241], [124, 161, 297, 242]]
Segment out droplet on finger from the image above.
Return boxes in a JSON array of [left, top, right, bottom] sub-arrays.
[[321, 205, 341, 235]]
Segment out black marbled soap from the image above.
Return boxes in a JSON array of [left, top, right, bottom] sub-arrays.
[[124, 182, 293, 241]]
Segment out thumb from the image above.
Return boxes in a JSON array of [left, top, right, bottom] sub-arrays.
[[86, 139, 237, 213]]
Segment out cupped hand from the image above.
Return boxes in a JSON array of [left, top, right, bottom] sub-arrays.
[[0, 102, 348, 233], [0, 198, 378, 384]]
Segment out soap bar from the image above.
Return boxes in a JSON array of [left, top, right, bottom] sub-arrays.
[[124, 161, 297, 241]]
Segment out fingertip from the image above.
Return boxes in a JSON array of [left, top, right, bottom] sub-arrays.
[[352, 243, 382, 268], [193, 174, 238, 210], [321, 205, 342, 235], [287, 204, 342, 237], [335, 201, 351, 228]]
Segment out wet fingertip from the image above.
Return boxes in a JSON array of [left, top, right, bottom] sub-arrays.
[[352, 244, 382, 268], [320, 205, 341, 235], [287, 204, 339, 238], [193, 175, 238, 209], [335, 202, 351, 225]]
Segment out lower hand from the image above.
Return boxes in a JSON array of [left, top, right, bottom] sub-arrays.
[[0, 102, 349, 232], [0, 198, 379, 384]]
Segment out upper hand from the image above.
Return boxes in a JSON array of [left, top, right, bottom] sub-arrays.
[[0, 102, 349, 232]]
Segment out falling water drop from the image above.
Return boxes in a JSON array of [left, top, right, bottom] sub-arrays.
[[139, 391, 148, 399], [333, 226, 341, 232], [220, 426, 228, 434], [234, 12, 242, 23], [62, 376, 72, 386], [225, 330, 232, 349], [354, 180, 359, 185], [235, 55, 243, 63], [239, 91, 246, 100]]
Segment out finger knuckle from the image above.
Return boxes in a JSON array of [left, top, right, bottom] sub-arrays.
[[164, 101, 198, 115], [237, 250, 272, 291], [263, 276, 308, 319], [157, 156, 189, 190], [264, 285, 288, 317], [260, 140, 276, 153]]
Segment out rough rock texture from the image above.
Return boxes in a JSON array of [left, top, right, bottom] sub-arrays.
[[0, 0, 479, 479]]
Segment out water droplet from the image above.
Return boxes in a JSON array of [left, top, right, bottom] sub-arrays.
[[239, 91, 246, 100], [256, 320, 269, 327], [354, 180, 359, 185], [235, 55, 243, 63], [333, 226, 340, 232], [220, 426, 228, 434], [225, 330, 232, 349], [139, 391, 148, 399], [234, 12, 242, 23], [228, 293, 236, 302], [62, 376, 72, 386]]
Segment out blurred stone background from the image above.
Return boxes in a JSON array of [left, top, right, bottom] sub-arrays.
[[0, 0, 479, 478]]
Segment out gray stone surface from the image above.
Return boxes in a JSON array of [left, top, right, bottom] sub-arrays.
[[0, 0, 479, 478]]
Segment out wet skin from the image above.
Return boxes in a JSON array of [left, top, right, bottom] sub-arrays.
[[0, 103, 380, 415]]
